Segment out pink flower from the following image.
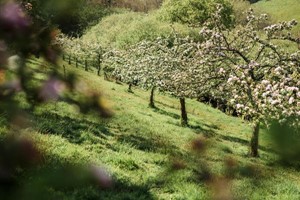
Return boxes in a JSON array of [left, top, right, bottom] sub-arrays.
[[261, 80, 269, 85], [286, 87, 299, 92], [39, 77, 66, 101], [90, 165, 113, 188], [270, 100, 280, 105], [0, 2, 30, 31], [236, 104, 244, 109], [288, 97, 295, 104], [218, 68, 225, 74]]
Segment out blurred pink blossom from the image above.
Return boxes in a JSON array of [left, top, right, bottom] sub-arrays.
[[39, 77, 66, 101], [90, 165, 113, 188], [0, 2, 30, 30]]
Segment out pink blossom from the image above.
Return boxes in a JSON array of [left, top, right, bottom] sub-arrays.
[[218, 68, 225, 74], [236, 104, 244, 109], [286, 87, 299, 92], [0, 2, 30, 30], [39, 77, 66, 101], [90, 165, 113, 188], [270, 100, 280, 105], [266, 84, 272, 91], [289, 97, 295, 104], [261, 80, 269, 85]]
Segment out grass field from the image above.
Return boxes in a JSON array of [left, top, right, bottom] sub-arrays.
[[252, 0, 300, 33], [3, 58, 299, 199]]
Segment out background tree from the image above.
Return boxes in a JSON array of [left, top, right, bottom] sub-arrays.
[[198, 6, 300, 157], [19, 0, 111, 35], [160, 0, 234, 27]]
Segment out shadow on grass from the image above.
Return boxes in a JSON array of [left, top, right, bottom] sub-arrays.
[[32, 112, 112, 144], [188, 124, 217, 137], [152, 107, 180, 120], [151, 106, 218, 138], [99, 180, 155, 200], [219, 134, 276, 154], [155, 100, 177, 110], [117, 133, 187, 157], [16, 158, 155, 200]]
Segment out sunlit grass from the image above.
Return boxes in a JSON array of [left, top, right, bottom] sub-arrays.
[[5, 58, 298, 199], [252, 0, 300, 33]]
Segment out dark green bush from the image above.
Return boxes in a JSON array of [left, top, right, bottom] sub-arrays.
[[19, 0, 111, 35]]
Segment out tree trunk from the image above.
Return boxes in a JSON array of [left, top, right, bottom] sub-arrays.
[[149, 86, 156, 108], [249, 121, 260, 157], [97, 54, 102, 76], [180, 97, 188, 126], [85, 59, 88, 71], [62, 54, 65, 61], [68, 55, 71, 65], [97, 65, 101, 76], [127, 83, 133, 93], [63, 65, 66, 78], [75, 57, 78, 68]]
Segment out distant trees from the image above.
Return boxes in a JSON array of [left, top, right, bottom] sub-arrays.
[[160, 0, 234, 27], [0, 0, 111, 120], [18, 0, 111, 35], [0, 2, 113, 198], [98, 0, 163, 12]]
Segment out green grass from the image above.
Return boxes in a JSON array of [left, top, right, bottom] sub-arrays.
[[252, 0, 300, 33], [3, 58, 300, 199], [82, 11, 198, 49]]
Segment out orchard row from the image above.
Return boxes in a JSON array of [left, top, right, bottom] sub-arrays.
[[58, 7, 300, 157]]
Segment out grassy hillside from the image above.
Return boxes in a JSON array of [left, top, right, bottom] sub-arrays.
[[82, 0, 300, 50], [5, 58, 300, 199], [252, 0, 300, 32], [81, 11, 198, 49]]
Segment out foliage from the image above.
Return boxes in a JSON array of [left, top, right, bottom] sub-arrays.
[[107, 0, 163, 12], [17, 0, 111, 35], [199, 6, 300, 126], [269, 117, 300, 166], [160, 0, 234, 27], [231, 0, 251, 25], [0, 1, 112, 199]]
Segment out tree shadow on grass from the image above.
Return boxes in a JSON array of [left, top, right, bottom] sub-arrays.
[[188, 124, 217, 137], [117, 133, 188, 157], [17, 156, 155, 200], [152, 107, 180, 120], [99, 180, 155, 200], [151, 106, 218, 138], [165, 120, 217, 138], [32, 112, 113, 144], [155, 100, 178, 110], [219, 134, 277, 154]]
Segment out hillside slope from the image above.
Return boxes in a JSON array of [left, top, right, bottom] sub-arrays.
[[253, 0, 300, 32], [9, 58, 300, 199], [81, 11, 198, 49]]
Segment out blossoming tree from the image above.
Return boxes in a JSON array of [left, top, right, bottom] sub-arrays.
[[198, 6, 300, 157]]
